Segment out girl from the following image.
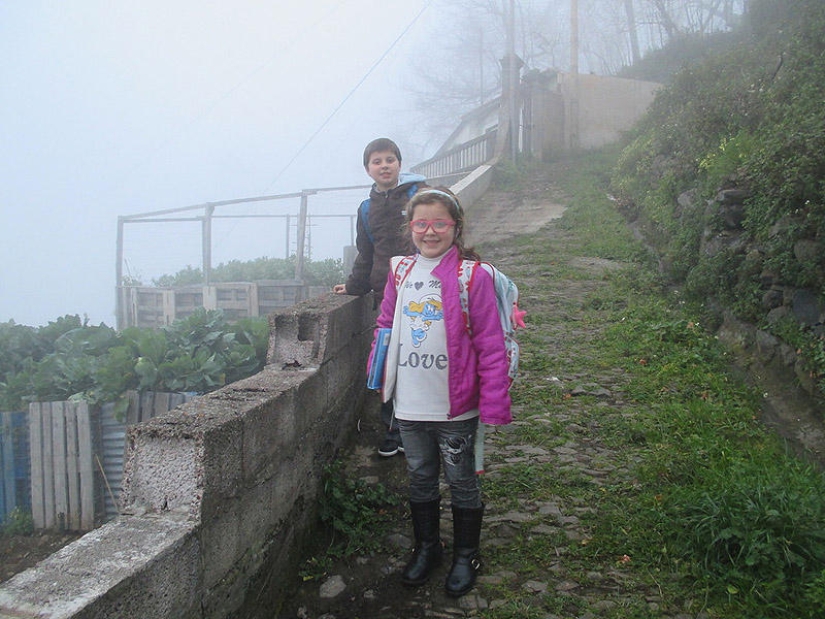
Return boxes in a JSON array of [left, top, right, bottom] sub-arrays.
[[371, 187, 512, 597]]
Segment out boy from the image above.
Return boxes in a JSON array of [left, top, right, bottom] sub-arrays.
[[334, 138, 427, 457]]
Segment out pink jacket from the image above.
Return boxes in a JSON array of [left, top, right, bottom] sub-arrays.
[[374, 246, 512, 425]]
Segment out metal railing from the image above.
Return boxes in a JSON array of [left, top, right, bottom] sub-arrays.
[[115, 185, 370, 329], [114, 130, 500, 330], [410, 130, 498, 179]]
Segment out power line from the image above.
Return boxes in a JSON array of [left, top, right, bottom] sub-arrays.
[[204, 2, 350, 255], [131, 2, 349, 187], [197, 2, 349, 122], [261, 0, 434, 193]]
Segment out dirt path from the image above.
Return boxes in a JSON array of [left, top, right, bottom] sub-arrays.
[[464, 185, 567, 246]]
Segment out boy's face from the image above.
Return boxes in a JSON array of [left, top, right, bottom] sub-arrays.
[[365, 149, 401, 192]]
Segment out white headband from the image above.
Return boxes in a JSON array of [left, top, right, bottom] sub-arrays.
[[415, 189, 460, 211]]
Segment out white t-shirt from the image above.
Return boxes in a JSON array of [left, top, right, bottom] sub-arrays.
[[393, 254, 477, 422]]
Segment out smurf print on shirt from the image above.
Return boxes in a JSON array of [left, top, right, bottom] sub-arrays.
[[402, 294, 443, 347], [396, 266, 449, 377]]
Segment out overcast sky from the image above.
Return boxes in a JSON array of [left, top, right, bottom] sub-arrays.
[[1, 1, 444, 327]]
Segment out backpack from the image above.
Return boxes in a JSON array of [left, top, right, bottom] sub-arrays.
[[359, 183, 419, 244], [392, 256, 524, 387]]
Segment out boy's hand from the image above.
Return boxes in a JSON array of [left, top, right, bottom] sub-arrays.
[[333, 284, 347, 294]]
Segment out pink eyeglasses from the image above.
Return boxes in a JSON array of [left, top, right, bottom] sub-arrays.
[[409, 219, 456, 233]]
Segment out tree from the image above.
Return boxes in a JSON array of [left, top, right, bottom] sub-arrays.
[[406, 0, 749, 154], [625, 0, 642, 64], [639, 0, 746, 41]]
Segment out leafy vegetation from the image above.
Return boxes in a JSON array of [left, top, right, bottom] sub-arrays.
[[2, 256, 344, 412], [589, 294, 825, 614], [611, 0, 825, 396], [299, 461, 400, 581], [0, 309, 268, 415], [147, 255, 344, 288], [478, 150, 825, 618], [1, 507, 34, 536]]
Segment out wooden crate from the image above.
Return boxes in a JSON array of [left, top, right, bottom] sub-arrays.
[[206, 283, 257, 320], [256, 280, 307, 316], [173, 287, 204, 321], [126, 287, 175, 328]]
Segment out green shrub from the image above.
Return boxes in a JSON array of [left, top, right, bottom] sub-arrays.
[[610, 0, 825, 402], [580, 252, 825, 616], [317, 461, 400, 557], [763, 317, 825, 394], [697, 131, 756, 194], [1, 507, 34, 536], [151, 256, 345, 288], [804, 570, 825, 615]]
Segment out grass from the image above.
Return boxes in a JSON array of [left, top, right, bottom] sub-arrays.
[[307, 148, 825, 617], [475, 150, 825, 618]]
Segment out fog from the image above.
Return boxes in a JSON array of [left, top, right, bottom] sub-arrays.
[[0, 1, 439, 327], [2, 1, 747, 327]]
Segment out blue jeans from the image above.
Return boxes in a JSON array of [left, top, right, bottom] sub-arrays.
[[397, 417, 481, 509]]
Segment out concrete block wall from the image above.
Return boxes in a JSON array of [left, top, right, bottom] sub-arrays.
[[0, 292, 375, 619]]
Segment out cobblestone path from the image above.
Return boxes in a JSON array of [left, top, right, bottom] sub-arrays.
[[275, 168, 699, 618]]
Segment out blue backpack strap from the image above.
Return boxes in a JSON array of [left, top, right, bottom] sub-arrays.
[[359, 197, 373, 244], [360, 183, 418, 246]]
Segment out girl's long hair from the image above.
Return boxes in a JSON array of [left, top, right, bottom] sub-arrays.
[[405, 186, 481, 261]]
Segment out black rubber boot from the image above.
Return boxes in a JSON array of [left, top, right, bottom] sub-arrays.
[[445, 503, 484, 597], [401, 498, 443, 586]]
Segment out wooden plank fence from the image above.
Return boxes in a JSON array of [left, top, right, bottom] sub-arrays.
[[28, 401, 95, 531], [25, 392, 193, 532]]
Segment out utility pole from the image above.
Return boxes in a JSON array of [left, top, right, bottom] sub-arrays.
[[479, 26, 485, 106], [569, 0, 580, 150], [116, 217, 125, 329], [571, 0, 579, 77], [495, 0, 520, 162], [508, 0, 518, 162], [202, 204, 214, 285], [295, 192, 309, 282]]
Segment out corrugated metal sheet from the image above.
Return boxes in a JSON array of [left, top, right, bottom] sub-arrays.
[[0, 411, 30, 525], [98, 392, 193, 522]]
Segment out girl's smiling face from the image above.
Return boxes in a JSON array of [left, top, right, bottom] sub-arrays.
[[410, 201, 456, 259]]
